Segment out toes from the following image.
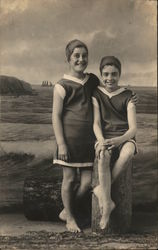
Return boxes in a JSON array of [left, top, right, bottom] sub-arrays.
[[99, 201, 115, 230], [67, 226, 81, 233], [66, 221, 81, 233]]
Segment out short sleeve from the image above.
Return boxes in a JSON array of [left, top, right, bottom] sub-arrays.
[[90, 73, 100, 89], [127, 100, 135, 110], [54, 84, 66, 99]]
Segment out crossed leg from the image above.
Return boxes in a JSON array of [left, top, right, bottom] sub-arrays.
[[94, 149, 115, 229], [111, 142, 135, 183], [94, 142, 135, 229]]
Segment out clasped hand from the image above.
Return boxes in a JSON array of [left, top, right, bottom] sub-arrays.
[[104, 137, 123, 150], [96, 137, 122, 159]]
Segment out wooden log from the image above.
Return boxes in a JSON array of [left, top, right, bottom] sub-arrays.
[[91, 158, 132, 233], [23, 177, 63, 221], [23, 176, 91, 224]]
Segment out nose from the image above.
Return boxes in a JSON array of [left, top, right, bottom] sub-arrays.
[[78, 55, 84, 61], [107, 74, 112, 80], [78, 56, 82, 62]]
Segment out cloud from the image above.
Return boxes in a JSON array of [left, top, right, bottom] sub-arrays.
[[0, 0, 157, 85], [0, 0, 29, 15], [120, 60, 157, 86]]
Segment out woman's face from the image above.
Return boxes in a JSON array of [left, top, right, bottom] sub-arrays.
[[101, 65, 120, 92], [69, 47, 88, 74]]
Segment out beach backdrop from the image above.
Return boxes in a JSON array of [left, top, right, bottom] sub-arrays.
[[0, 0, 157, 215], [0, 82, 157, 212]]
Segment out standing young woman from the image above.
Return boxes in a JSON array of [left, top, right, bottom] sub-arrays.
[[52, 40, 100, 232]]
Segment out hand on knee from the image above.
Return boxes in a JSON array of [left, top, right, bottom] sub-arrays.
[[98, 149, 111, 165]]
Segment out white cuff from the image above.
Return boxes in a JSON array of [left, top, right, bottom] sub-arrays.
[[127, 100, 135, 110], [54, 84, 66, 99]]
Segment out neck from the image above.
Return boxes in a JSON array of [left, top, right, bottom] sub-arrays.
[[105, 85, 120, 93], [68, 69, 85, 80]]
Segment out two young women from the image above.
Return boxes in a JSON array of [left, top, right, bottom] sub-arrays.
[[52, 40, 137, 232]]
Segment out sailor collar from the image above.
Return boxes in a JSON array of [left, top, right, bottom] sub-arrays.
[[98, 86, 126, 98], [63, 73, 89, 85]]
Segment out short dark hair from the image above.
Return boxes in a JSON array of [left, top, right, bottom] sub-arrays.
[[65, 39, 88, 61], [100, 56, 121, 75]]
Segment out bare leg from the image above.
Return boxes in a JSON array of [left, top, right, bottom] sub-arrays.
[[93, 150, 115, 229], [93, 150, 110, 215], [60, 169, 92, 221], [60, 167, 81, 232], [76, 168, 92, 200], [112, 142, 135, 183], [94, 143, 135, 229], [100, 200, 115, 230], [98, 150, 115, 229], [93, 185, 103, 214], [75, 168, 92, 221]]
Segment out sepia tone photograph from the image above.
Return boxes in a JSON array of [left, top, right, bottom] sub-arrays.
[[0, 0, 157, 249]]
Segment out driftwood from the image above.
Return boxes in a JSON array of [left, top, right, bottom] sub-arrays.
[[23, 156, 132, 231], [23, 177, 63, 221], [91, 158, 132, 233], [23, 176, 91, 224]]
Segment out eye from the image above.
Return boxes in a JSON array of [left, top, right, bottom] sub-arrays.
[[103, 73, 109, 77], [73, 53, 80, 58], [82, 53, 88, 59], [112, 72, 118, 77]]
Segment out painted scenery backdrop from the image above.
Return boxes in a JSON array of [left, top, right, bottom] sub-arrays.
[[0, 0, 157, 216]]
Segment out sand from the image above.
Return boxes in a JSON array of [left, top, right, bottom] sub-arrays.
[[0, 212, 157, 250]]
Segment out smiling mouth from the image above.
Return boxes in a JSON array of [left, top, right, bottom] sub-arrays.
[[76, 61, 87, 64], [106, 81, 115, 84], [76, 63, 86, 66]]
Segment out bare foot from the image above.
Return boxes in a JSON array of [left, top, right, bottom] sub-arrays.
[[66, 218, 81, 233], [100, 201, 115, 230], [93, 185, 103, 215], [59, 209, 67, 221]]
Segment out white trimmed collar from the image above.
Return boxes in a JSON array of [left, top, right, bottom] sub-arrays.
[[63, 73, 89, 85], [98, 86, 126, 98]]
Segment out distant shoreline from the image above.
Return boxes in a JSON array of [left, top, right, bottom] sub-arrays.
[[31, 83, 156, 87]]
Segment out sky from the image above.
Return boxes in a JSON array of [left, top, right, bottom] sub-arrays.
[[0, 0, 157, 86]]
